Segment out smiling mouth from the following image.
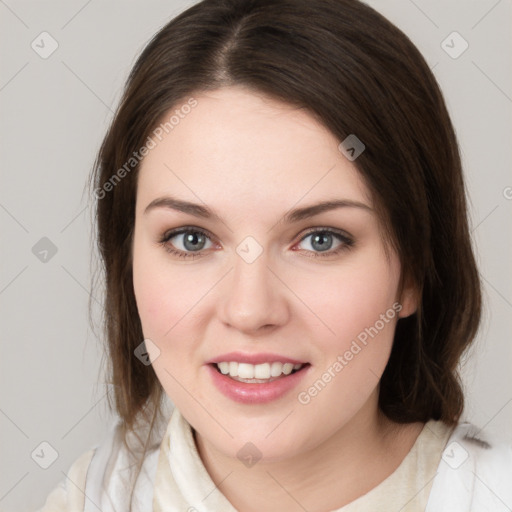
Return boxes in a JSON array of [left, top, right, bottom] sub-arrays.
[[211, 361, 308, 383]]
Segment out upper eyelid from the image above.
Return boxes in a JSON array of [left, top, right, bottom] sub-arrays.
[[296, 228, 353, 248], [162, 226, 214, 239]]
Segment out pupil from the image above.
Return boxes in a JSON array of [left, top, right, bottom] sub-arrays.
[[312, 232, 332, 252], [184, 232, 205, 251]]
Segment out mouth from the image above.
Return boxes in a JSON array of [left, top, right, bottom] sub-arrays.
[[206, 354, 311, 404], [211, 361, 308, 383]]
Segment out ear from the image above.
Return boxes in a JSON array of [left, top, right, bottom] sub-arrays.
[[397, 277, 419, 319]]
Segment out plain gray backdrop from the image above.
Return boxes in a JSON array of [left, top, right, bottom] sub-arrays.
[[0, 1, 511, 510]]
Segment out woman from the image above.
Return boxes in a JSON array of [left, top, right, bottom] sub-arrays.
[[39, 0, 512, 510]]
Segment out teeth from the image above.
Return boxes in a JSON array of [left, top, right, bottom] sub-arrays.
[[237, 363, 254, 379], [270, 362, 283, 377], [282, 363, 294, 375], [215, 361, 304, 379], [254, 363, 270, 379], [217, 362, 230, 375]]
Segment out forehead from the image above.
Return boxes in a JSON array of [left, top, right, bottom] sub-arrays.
[[136, 86, 371, 215]]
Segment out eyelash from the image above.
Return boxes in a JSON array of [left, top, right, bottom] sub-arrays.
[[158, 226, 354, 260]]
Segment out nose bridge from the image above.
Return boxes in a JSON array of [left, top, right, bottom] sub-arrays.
[[220, 240, 288, 332]]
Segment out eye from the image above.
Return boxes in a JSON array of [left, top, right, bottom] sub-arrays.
[[158, 226, 354, 260], [294, 228, 354, 258], [158, 227, 215, 259]]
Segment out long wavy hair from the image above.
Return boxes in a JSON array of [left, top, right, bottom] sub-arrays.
[[88, 0, 481, 505]]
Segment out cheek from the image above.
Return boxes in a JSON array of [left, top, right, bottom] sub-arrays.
[[133, 265, 172, 338], [292, 251, 401, 354], [292, 259, 401, 422], [133, 243, 200, 339], [132, 247, 208, 404]]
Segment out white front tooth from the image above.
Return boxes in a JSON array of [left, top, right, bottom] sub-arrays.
[[237, 363, 255, 379], [270, 362, 284, 377], [229, 361, 239, 377], [282, 363, 294, 375], [254, 363, 270, 379], [293, 364, 302, 370], [218, 362, 229, 374]]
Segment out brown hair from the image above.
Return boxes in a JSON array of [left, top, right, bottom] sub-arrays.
[[89, 0, 481, 503]]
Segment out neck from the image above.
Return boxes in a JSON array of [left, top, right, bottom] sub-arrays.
[[194, 390, 424, 512]]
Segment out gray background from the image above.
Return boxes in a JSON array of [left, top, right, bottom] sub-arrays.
[[0, 1, 511, 510]]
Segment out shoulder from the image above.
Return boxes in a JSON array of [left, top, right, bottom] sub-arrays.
[[426, 421, 512, 512], [84, 417, 165, 511], [37, 419, 130, 512], [37, 448, 95, 511], [38, 410, 169, 512]]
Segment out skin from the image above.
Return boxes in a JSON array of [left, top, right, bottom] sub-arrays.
[[132, 85, 423, 511]]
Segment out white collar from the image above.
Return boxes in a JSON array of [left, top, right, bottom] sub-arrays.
[[153, 407, 237, 511]]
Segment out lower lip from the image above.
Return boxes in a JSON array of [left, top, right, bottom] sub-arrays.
[[206, 364, 310, 404]]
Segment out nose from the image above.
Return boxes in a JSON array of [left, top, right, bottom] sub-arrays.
[[219, 250, 290, 335]]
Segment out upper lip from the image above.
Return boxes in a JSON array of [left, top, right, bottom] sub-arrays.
[[206, 352, 307, 365]]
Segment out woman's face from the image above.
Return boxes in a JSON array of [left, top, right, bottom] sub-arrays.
[[132, 86, 415, 462]]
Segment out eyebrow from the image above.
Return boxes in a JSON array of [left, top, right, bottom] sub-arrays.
[[143, 196, 372, 224]]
